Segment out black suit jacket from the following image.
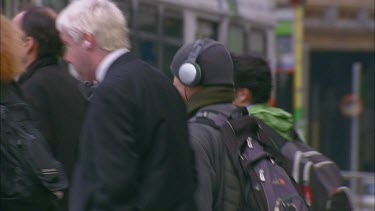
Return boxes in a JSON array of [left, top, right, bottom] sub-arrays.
[[18, 57, 86, 180], [70, 52, 196, 211]]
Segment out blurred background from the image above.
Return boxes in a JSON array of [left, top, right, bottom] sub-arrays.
[[1, 0, 374, 210]]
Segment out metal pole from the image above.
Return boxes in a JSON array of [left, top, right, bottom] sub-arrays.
[[350, 62, 362, 199], [293, 4, 305, 141]]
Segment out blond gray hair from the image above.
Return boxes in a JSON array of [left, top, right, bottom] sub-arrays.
[[56, 0, 130, 51], [1, 15, 25, 82]]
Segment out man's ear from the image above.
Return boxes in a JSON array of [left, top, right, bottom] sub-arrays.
[[233, 88, 252, 107], [24, 36, 37, 54], [81, 33, 96, 50]]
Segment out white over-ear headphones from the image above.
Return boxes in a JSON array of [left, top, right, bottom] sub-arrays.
[[177, 39, 205, 86]]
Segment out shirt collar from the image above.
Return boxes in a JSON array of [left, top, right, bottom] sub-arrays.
[[96, 48, 129, 82], [246, 104, 253, 109]]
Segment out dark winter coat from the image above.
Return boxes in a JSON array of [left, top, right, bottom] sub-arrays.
[[0, 82, 68, 211], [18, 56, 86, 180], [69, 52, 196, 211], [186, 87, 242, 211]]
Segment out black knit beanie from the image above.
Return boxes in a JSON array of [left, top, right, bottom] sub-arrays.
[[170, 38, 234, 86]]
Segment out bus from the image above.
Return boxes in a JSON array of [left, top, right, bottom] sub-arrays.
[[111, 0, 276, 78], [2, 0, 276, 78]]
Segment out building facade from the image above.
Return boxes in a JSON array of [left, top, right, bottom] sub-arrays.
[[276, 0, 374, 173]]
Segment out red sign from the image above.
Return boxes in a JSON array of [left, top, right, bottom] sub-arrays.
[[339, 94, 363, 118]]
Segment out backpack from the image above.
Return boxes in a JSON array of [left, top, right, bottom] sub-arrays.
[[0, 102, 68, 200], [194, 109, 309, 211], [255, 117, 353, 211]]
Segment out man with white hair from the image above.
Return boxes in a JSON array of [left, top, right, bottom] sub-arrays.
[[56, 0, 196, 210]]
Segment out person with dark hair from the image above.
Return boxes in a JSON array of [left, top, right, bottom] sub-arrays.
[[170, 38, 241, 211], [12, 7, 86, 210], [1, 14, 67, 211], [15, 8, 64, 61], [232, 53, 295, 140]]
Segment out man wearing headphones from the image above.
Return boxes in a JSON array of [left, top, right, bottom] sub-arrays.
[[170, 38, 241, 211]]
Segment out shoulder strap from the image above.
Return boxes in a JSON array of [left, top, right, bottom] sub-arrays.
[[194, 109, 228, 127], [193, 106, 250, 129], [193, 110, 250, 202], [252, 116, 296, 177], [193, 109, 261, 153], [193, 110, 242, 154], [253, 116, 289, 150]]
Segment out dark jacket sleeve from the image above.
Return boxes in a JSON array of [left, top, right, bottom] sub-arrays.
[[1, 83, 68, 193], [188, 123, 223, 211], [22, 121, 68, 192], [79, 84, 140, 210], [3, 101, 68, 193], [21, 81, 54, 147]]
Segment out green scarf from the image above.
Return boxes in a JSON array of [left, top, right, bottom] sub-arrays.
[[248, 103, 294, 140], [187, 86, 234, 117]]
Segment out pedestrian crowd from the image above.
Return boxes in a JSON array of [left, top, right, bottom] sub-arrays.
[[0, 0, 349, 211]]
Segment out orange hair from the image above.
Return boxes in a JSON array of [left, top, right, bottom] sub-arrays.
[[0, 15, 25, 82]]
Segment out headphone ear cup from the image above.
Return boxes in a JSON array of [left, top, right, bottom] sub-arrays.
[[190, 64, 201, 86], [177, 39, 205, 86], [178, 62, 201, 86]]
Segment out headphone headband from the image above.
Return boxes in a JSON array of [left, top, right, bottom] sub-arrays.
[[185, 40, 204, 64], [177, 39, 207, 86]]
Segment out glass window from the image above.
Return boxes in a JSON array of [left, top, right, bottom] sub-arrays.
[[138, 4, 158, 33], [163, 10, 183, 39], [120, 4, 183, 79], [277, 35, 293, 55], [2, 0, 32, 17], [196, 19, 218, 40], [139, 39, 158, 67], [276, 35, 294, 70], [42, 0, 68, 12], [228, 24, 245, 53], [162, 44, 180, 80], [114, 0, 133, 28], [16, 0, 31, 11], [248, 28, 266, 56]]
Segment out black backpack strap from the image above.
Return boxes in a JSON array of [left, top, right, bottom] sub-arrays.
[[252, 116, 296, 179], [193, 109, 260, 156], [195, 110, 228, 126], [192, 112, 247, 171], [191, 110, 249, 208], [253, 116, 288, 150], [194, 110, 248, 156]]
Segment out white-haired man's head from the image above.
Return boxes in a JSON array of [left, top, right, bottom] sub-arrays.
[[56, 0, 130, 51], [56, 0, 131, 81]]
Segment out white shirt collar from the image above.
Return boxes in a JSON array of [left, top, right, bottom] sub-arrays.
[[96, 48, 129, 82]]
